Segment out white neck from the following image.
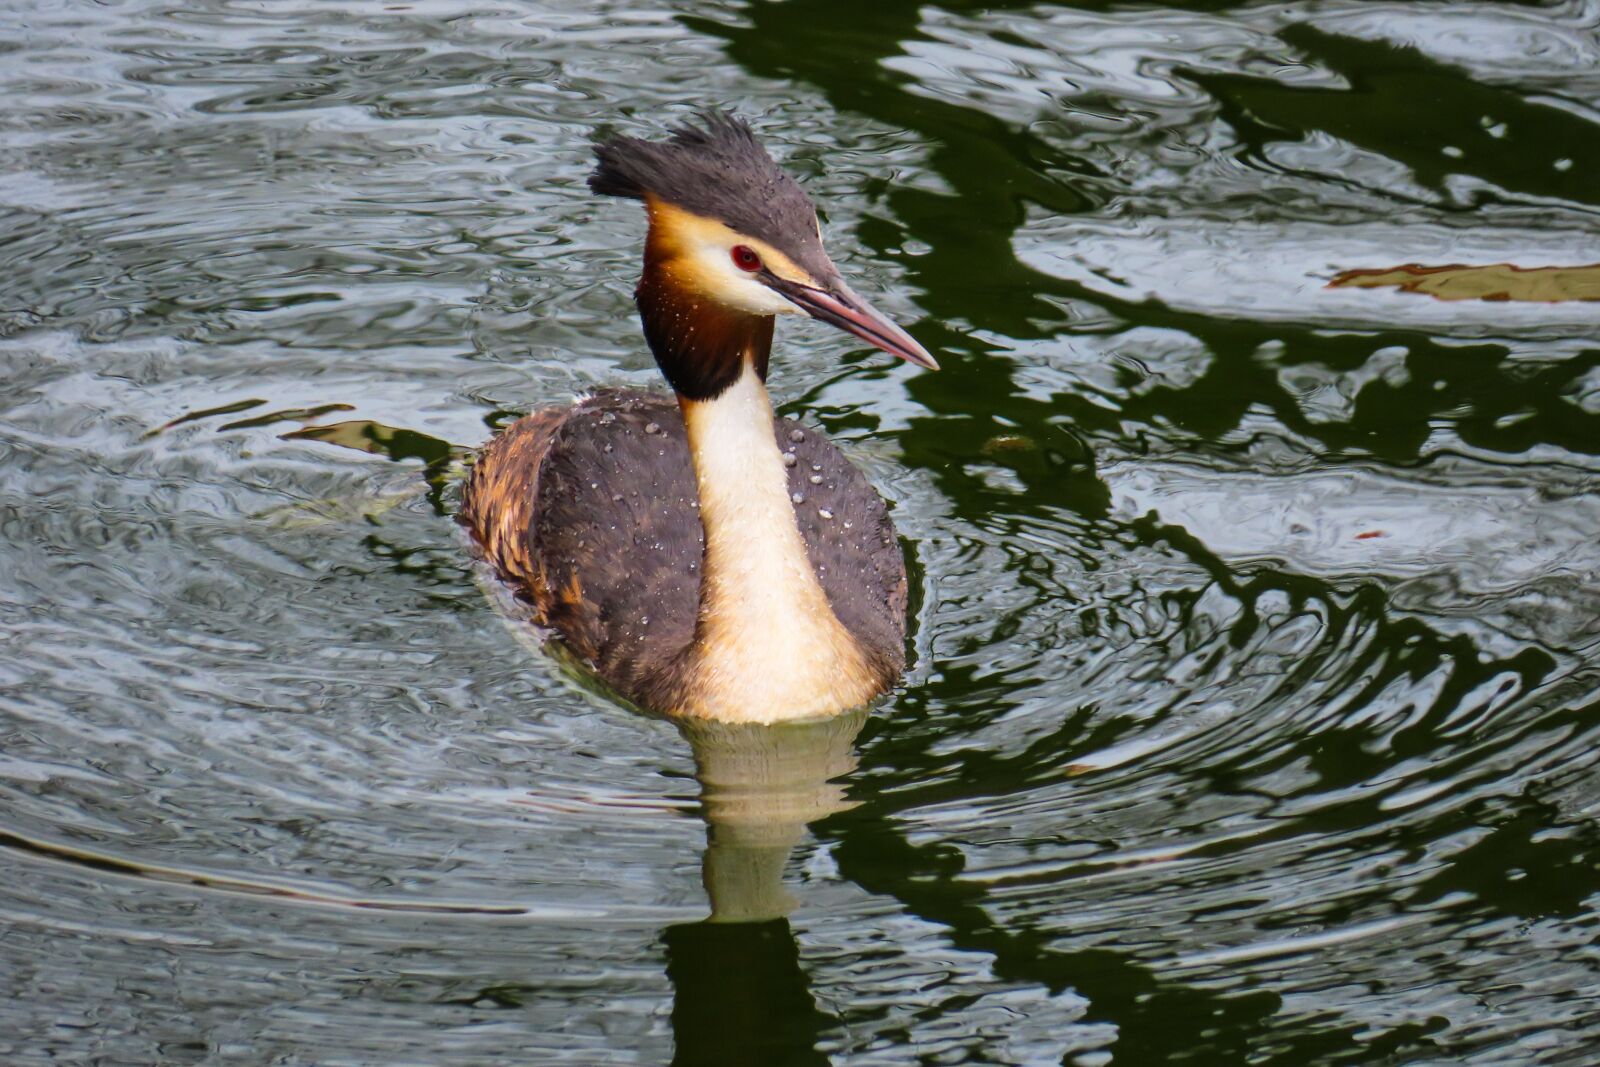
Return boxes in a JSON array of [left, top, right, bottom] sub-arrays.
[[678, 365, 876, 722]]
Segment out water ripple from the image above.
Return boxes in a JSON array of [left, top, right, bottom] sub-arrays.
[[3, 0, 1599, 1062]]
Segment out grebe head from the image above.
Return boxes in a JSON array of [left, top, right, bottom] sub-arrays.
[[590, 110, 937, 398]]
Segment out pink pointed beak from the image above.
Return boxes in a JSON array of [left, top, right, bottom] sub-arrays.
[[764, 275, 939, 370]]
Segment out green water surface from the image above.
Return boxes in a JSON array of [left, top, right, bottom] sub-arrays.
[[2, 1, 1598, 1064]]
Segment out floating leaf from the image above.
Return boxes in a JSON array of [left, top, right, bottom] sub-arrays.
[[283, 419, 464, 468], [143, 397, 266, 437], [219, 402, 354, 431], [1329, 263, 1600, 302]]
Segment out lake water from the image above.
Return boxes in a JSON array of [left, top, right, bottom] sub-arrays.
[[3, 1, 1598, 1063]]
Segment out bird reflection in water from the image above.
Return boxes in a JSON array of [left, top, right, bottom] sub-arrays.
[[663, 709, 866, 1067]]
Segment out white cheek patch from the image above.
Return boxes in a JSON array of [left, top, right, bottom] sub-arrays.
[[687, 239, 802, 316]]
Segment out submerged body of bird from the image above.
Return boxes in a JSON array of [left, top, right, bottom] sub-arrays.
[[462, 112, 936, 723]]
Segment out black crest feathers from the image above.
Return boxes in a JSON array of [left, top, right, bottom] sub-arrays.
[[589, 110, 830, 278], [590, 110, 766, 202]]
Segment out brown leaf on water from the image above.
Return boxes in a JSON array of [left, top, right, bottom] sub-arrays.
[[283, 419, 466, 467], [1328, 263, 1600, 303]]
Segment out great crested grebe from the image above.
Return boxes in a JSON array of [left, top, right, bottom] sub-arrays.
[[462, 111, 937, 723]]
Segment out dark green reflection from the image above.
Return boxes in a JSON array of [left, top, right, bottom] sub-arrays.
[[664, 921, 832, 1067], [682, 3, 1600, 1063], [1199, 25, 1600, 209], [698, 1, 1600, 499]]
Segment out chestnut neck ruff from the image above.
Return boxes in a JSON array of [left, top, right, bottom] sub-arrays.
[[635, 213, 774, 401]]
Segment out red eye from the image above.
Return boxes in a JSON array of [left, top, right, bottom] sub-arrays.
[[731, 245, 761, 272]]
